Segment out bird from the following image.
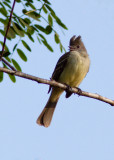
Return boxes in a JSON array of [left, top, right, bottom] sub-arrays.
[[36, 35, 90, 127]]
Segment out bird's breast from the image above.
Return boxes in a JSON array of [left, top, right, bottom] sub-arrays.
[[59, 51, 90, 87]]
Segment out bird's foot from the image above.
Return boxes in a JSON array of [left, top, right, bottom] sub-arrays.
[[64, 83, 73, 98], [74, 87, 82, 96], [65, 83, 72, 92]]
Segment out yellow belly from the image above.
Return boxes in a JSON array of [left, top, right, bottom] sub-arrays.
[[58, 51, 90, 87]]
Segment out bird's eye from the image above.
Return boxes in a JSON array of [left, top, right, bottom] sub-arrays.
[[77, 45, 80, 48]]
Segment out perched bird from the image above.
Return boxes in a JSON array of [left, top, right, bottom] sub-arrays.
[[36, 35, 90, 127]]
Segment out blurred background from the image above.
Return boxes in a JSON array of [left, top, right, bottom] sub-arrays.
[[0, 0, 114, 160]]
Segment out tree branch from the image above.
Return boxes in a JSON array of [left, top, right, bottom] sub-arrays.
[[0, 67, 114, 106]]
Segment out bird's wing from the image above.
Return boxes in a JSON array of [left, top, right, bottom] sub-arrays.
[[48, 52, 70, 93]]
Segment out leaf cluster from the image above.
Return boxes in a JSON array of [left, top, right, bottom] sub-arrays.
[[0, 0, 68, 82]]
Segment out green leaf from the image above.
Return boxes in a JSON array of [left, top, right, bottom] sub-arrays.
[[5, 56, 11, 62], [27, 26, 35, 35], [3, 2, 11, 8], [0, 2, 4, 7], [25, 2, 36, 9], [17, 49, 27, 62], [25, 0, 33, 2], [59, 43, 63, 52], [0, 18, 8, 25], [56, 18, 68, 30], [0, 41, 9, 51], [12, 12, 18, 18], [50, 11, 57, 20], [42, 40, 53, 52], [23, 9, 40, 21], [0, 7, 7, 17], [4, 26, 16, 39], [45, 25, 52, 34], [37, 36, 41, 44], [18, 18, 25, 28], [42, 5, 48, 14], [23, 18, 31, 25], [8, 27, 16, 38], [42, 0, 51, 5], [13, 22, 25, 37], [4, 0, 11, 3], [45, 4, 54, 13], [21, 40, 31, 52], [3, 64, 16, 83], [38, 33, 46, 41], [12, 59, 22, 71], [54, 32, 60, 44], [26, 33, 34, 42], [0, 71, 3, 82], [3, 51, 11, 57], [48, 14, 53, 26], [8, 74, 16, 83], [19, 18, 29, 28], [0, 29, 6, 37], [13, 43, 18, 52], [16, 0, 21, 2], [59, 43, 66, 53], [35, 24, 45, 33], [46, 5, 68, 30], [0, 51, 11, 57], [45, 5, 57, 20]]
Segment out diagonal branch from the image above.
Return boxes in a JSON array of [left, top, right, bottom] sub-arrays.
[[0, 67, 114, 106], [2, 58, 17, 71], [0, 0, 16, 71]]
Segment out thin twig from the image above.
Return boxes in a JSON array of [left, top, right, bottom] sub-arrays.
[[0, 0, 16, 60], [0, 67, 114, 106], [2, 58, 17, 71], [0, 0, 17, 71]]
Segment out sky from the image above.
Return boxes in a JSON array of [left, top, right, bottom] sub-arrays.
[[0, 0, 114, 160]]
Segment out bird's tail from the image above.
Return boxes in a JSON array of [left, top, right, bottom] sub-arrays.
[[36, 98, 58, 127], [37, 87, 63, 127]]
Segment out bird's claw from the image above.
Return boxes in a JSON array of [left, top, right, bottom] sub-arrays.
[[64, 83, 73, 98], [75, 87, 82, 96], [64, 83, 72, 93]]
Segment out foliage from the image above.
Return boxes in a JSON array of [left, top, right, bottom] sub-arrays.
[[0, 0, 68, 82]]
